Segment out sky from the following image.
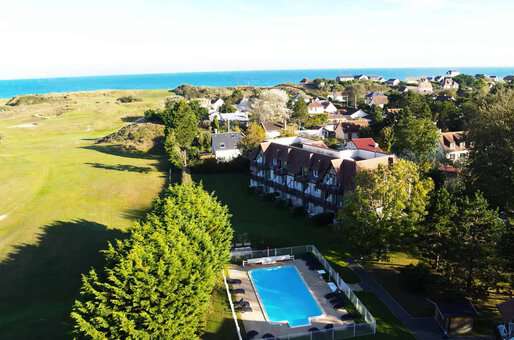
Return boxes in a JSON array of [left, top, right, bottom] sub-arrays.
[[1, 0, 514, 80]]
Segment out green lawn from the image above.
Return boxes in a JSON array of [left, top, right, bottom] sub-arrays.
[[195, 173, 414, 340], [0, 90, 168, 338]]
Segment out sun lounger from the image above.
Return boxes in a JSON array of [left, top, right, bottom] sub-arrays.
[[230, 288, 245, 294], [227, 278, 242, 284], [246, 330, 259, 339]]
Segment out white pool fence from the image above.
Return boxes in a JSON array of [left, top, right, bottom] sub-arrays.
[[228, 245, 377, 340]]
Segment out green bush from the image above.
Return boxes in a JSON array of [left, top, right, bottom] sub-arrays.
[[310, 212, 335, 226]]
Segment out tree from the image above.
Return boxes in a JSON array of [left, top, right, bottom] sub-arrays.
[[340, 160, 434, 259], [467, 88, 514, 214], [292, 99, 308, 124], [238, 122, 265, 155], [220, 103, 236, 113], [250, 89, 290, 124], [71, 183, 233, 339], [189, 100, 209, 120], [442, 192, 505, 296], [392, 111, 439, 166], [419, 187, 458, 270], [162, 100, 199, 169], [211, 115, 220, 132]]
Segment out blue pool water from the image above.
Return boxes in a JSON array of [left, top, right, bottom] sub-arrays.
[[249, 265, 323, 327]]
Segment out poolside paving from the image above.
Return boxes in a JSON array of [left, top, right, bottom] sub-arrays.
[[227, 259, 355, 338]]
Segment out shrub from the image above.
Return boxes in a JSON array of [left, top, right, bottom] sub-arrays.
[[117, 95, 141, 103], [292, 206, 307, 217]]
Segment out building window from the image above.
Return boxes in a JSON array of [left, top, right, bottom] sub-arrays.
[[219, 143, 225, 149]]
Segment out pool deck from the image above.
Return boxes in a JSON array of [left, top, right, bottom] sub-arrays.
[[227, 259, 354, 338]]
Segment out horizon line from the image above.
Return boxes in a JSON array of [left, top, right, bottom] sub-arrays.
[[2, 65, 514, 82]]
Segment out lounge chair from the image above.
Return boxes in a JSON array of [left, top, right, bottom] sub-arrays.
[[325, 292, 339, 299], [234, 304, 252, 312], [261, 333, 275, 338], [246, 330, 259, 339], [333, 302, 345, 309], [230, 288, 245, 294], [340, 313, 356, 321], [308, 327, 319, 332], [227, 278, 242, 284], [324, 323, 334, 329]]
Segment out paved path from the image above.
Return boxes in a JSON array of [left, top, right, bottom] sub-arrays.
[[350, 264, 443, 340]]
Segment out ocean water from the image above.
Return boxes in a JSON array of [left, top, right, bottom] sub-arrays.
[[1, 67, 513, 99]]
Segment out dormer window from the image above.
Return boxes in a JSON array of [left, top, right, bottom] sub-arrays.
[[460, 142, 465, 148], [220, 143, 225, 149], [450, 142, 456, 149], [313, 170, 319, 177]]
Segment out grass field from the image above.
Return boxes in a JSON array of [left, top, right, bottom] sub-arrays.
[[0, 90, 169, 338]]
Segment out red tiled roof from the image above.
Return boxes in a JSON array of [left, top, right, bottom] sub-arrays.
[[351, 138, 383, 152]]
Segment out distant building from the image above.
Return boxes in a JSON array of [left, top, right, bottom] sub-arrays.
[[441, 77, 459, 90], [327, 91, 347, 103], [336, 75, 355, 82], [347, 109, 370, 120], [417, 78, 434, 94], [368, 76, 385, 82], [308, 99, 337, 114], [261, 121, 283, 139], [209, 111, 249, 125], [334, 122, 360, 141], [438, 131, 468, 163], [346, 137, 383, 153], [212, 132, 242, 162], [446, 70, 461, 77], [354, 74, 369, 81], [236, 97, 251, 112], [386, 78, 400, 86], [504, 75, 514, 83], [210, 98, 225, 112], [364, 92, 389, 108]]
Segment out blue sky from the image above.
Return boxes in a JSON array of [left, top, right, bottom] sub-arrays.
[[1, 0, 513, 79]]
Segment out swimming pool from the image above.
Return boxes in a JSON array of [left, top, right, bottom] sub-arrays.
[[248, 265, 324, 327]]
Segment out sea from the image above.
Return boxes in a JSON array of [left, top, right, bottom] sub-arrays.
[[1, 67, 514, 99]]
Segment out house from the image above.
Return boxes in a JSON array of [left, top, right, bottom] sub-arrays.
[[346, 137, 383, 153], [432, 299, 478, 336], [446, 70, 460, 77], [236, 97, 251, 112], [300, 78, 311, 84], [327, 91, 347, 103], [308, 99, 337, 114], [417, 78, 434, 94], [336, 75, 354, 82], [249, 136, 394, 215], [212, 132, 242, 162], [307, 100, 324, 114], [334, 122, 360, 141], [386, 78, 400, 86], [438, 131, 469, 162], [354, 74, 369, 81], [261, 121, 283, 139], [209, 111, 249, 125], [369, 76, 385, 83], [364, 92, 389, 108], [504, 75, 514, 83], [210, 98, 225, 111], [347, 109, 370, 120], [441, 77, 459, 90], [489, 75, 500, 82]]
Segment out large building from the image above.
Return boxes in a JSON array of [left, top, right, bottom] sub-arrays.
[[249, 137, 394, 216]]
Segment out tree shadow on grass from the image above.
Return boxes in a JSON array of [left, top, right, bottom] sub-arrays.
[[0, 220, 126, 339], [120, 115, 143, 123], [85, 162, 153, 173], [81, 144, 158, 160]]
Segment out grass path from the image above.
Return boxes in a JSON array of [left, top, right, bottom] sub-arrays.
[[0, 90, 168, 337]]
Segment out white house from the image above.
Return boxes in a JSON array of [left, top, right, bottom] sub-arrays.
[[236, 97, 251, 112], [386, 78, 400, 86], [354, 74, 369, 81], [308, 100, 324, 114], [336, 75, 354, 82], [348, 109, 369, 120], [417, 78, 434, 94], [441, 77, 459, 90], [369, 76, 385, 82], [438, 131, 469, 163], [210, 98, 225, 111], [209, 111, 249, 124], [321, 101, 338, 114], [212, 132, 242, 162], [327, 92, 347, 103]]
